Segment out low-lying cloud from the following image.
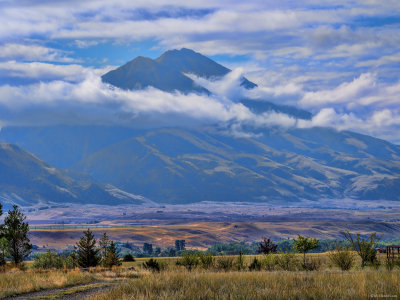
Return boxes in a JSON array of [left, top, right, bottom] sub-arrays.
[[0, 72, 297, 133], [0, 65, 399, 144]]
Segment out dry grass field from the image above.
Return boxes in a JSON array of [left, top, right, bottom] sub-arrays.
[[90, 269, 400, 300], [0, 269, 97, 298], [1, 253, 399, 300]]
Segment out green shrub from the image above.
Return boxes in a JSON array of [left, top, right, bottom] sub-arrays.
[[33, 251, 64, 269], [328, 245, 355, 271], [275, 252, 298, 271], [249, 257, 262, 271], [179, 251, 200, 271], [216, 256, 234, 271], [261, 254, 277, 271], [199, 252, 214, 269], [123, 254, 135, 262]]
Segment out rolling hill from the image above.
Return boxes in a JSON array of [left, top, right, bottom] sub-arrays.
[[0, 143, 150, 207]]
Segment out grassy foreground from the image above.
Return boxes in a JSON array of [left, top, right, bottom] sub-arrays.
[[91, 269, 400, 300], [1, 253, 399, 299], [0, 269, 97, 298]]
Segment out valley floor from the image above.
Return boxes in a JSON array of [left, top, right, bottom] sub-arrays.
[[24, 201, 400, 249]]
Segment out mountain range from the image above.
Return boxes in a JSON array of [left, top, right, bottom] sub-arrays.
[[1, 48, 399, 206]]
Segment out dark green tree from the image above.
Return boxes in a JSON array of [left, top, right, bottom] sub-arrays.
[[76, 229, 100, 268], [293, 235, 319, 265], [3, 205, 32, 265]]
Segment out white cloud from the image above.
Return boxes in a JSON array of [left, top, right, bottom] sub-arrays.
[[0, 72, 297, 130], [298, 108, 400, 143], [299, 73, 377, 109], [188, 67, 303, 102], [0, 61, 114, 81], [297, 74, 400, 144], [0, 43, 75, 62], [357, 52, 400, 67]]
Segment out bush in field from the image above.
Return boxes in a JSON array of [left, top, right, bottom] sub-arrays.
[[123, 254, 135, 262], [179, 251, 200, 271], [143, 258, 161, 272], [33, 251, 64, 269], [216, 256, 234, 271], [249, 257, 262, 271], [261, 254, 277, 271], [328, 245, 355, 271], [344, 231, 380, 268], [301, 257, 322, 271], [199, 252, 214, 269], [275, 252, 299, 271]]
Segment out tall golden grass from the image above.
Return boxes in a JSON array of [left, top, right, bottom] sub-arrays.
[[1, 253, 398, 299], [91, 269, 400, 300]]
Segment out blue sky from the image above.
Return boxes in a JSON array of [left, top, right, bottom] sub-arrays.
[[0, 0, 400, 143]]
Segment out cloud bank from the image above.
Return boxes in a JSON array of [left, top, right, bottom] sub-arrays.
[[0, 71, 297, 135]]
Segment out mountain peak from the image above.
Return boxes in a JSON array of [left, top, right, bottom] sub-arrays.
[[102, 49, 256, 93]]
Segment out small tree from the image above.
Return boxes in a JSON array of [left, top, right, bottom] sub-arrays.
[[293, 235, 319, 265], [258, 237, 278, 254], [199, 252, 214, 269], [103, 241, 121, 268], [344, 231, 380, 268], [3, 205, 32, 266], [99, 233, 110, 266], [76, 229, 100, 268]]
